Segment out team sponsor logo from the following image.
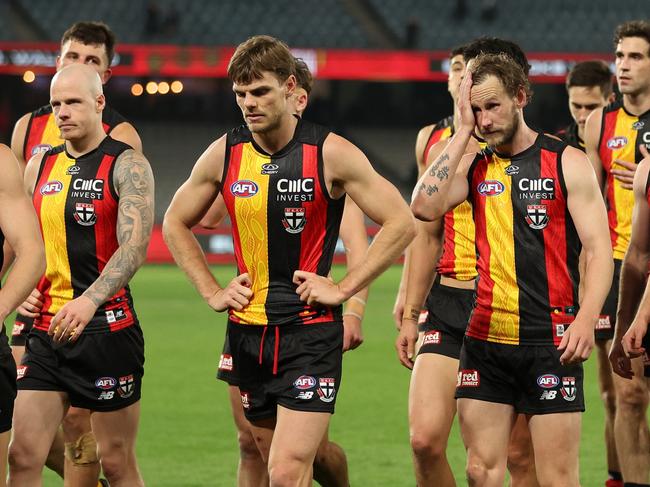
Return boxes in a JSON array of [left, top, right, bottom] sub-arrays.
[[95, 377, 117, 390], [296, 391, 314, 400], [276, 178, 315, 202], [40, 180, 63, 196], [105, 308, 127, 324], [261, 163, 279, 175], [561, 377, 576, 402], [477, 180, 504, 196], [518, 178, 555, 200], [317, 378, 336, 403], [505, 165, 519, 176], [12, 322, 24, 336], [16, 365, 28, 380], [422, 330, 441, 346], [555, 324, 566, 337], [643, 131, 650, 149], [596, 315, 611, 330], [457, 369, 480, 387], [71, 178, 104, 200], [537, 374, 559, 389], [31, 143, 53, 156], [525, 204, 549, 230], [74, 202, 97, 226], [218, 354, 233, 371], [66, 165, 81, 175], [540, 390, 557, 400], [98, 391, 115, 400], [118, 374, 135, 398], [282, 207, 306, 234], [607, 136, 627, 150], [230, 180, 259, 198], [418, 310, 428, 325], [633, 120, 645, 130], [240, 391, 251, 410], [293, 375, 317, 390]]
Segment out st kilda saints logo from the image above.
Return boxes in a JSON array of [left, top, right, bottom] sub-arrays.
[[282, 207, 306, 234], [525, 204, 548, 230], [74, 202, 97, 226]]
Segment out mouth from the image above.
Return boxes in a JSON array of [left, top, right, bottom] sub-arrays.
[[246, 114, 263, 122]]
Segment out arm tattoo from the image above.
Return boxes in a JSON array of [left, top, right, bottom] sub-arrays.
[[418, 182, 439, 196], [428, 153, 449, 177], [436, 166, 449, 181], [83, 149, 155, 307]]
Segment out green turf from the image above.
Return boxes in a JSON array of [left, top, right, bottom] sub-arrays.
[[39, 264, 608, 486]]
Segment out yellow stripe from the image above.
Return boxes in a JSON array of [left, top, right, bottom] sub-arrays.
[[611, 112, 637, 259], [484, 156, 520, 343], [41, 114, 65, 148], [451, 201, 477, 280], [40, 153, 74, 314], [231, 143, 270, 325], [440, 126, 452, 141]]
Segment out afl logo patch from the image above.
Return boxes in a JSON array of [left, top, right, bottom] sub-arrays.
[[230, 180, 259, 198], [607, 136, 627, 150], [31, 143, 52, 156], [477, 180, 505, 196], [40, 180, 63, 195]]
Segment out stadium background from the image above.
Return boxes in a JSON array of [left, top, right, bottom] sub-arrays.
[[0, 0, 647, 485]]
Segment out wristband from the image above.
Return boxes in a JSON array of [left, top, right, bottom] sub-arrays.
[[402, 305, 421, 322]]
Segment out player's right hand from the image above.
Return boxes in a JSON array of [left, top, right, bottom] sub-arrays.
[[621, 318, 649, 359], [207, 273, 253, 312], [457, 67, 476, 134], [16, 288, 44, 318], [609, 337, 634, 380], [395, 319, 418, 369]]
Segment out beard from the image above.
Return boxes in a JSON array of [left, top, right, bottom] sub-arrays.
[[482, 108, 519, 148]]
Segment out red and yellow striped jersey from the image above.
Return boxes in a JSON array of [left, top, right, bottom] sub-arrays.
[[598, 99, 650, 259], [466, 134, 580, 345], [222, 119, 345, 326], [32, 137, 138, 334], [422, 116, 478, 281], [23, 104, 127, 163]]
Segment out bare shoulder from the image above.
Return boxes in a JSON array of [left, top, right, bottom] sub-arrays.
[[561, 144, 598, 189], [322, 133, 369, 177], [10, 112, 31, 163], [111, 121, 142, 153], [114, 149, 154, 196]]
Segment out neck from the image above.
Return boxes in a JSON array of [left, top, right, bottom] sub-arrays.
[[252, 114, 298, 155], [495, 118, 537, 156], [577, 124, 585, 142], [623, 90, 650, 116], [64, 125, 106, 158]]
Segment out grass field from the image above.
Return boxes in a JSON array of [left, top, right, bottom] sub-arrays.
[[39, 264, 610, 486]]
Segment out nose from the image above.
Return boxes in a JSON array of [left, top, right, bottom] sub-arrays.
[[57, 104, 70, 120], [243, 92, 256, 109]]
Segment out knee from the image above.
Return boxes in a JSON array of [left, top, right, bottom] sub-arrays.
[[97, 437, 131, 481], [616, 381, 649, 413], [237, 429, 263, 462], [62, 409, 91, 439], [269, 459, 309, 487], [601, 388, 617, 416], [466, 459, 489, 486], [8, 439, 39, 472], [506, 445, 534, 475], [410, 430, 446, 463]]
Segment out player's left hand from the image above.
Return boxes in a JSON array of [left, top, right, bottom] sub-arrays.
[[293, 270, 345, 307], [621, 318, 649, 359], [48, 296, 98, 344], [611, 158, 637, 189], [557, 318, 595, 365], [343, 313, 364, 352]]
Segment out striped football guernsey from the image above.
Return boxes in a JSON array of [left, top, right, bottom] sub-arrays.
[[222, 118, 345, 326], [422, 116, 477, 281], [32, 137, 138, 333], [598, 99, 650, 259], [23, 104, 127, 162], [466, 134, 580, 346]]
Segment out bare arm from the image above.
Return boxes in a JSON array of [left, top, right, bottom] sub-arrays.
[[584, 108, 605, 191], [110, 122, 143, 154], [198, 194, 228, 229], [559, 146, 613, 364], [0, 145, 45, 321], [82, 149, 154, 306], [10, 113, 30, 168]]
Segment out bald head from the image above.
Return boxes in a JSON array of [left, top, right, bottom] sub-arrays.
[[52, 63, 103, 98]]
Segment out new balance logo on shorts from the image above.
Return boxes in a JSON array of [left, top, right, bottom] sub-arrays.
[[457, 369, 480, 387], [540, 390, 557, 400], [422, 330, 441, 346]]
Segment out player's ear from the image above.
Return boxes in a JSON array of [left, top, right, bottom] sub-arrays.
[[96, 93, 106, 113], [101, 68, 112, 84], [515, 85, 528, 109], [285, 74, 296, 98]]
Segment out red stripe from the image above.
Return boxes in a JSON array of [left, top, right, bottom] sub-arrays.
[[34, 276, 52, 331], [422, 127, 444, 164], [223, 143, 246, 273], [437, 210, 457, 277], [600, 110, 619, 248], [24, 114, 49, 161], [298, 144, 325, 273], [540, 149, 572, 346], [94, 155, 118, 272], [467, 158, 494, 340]]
